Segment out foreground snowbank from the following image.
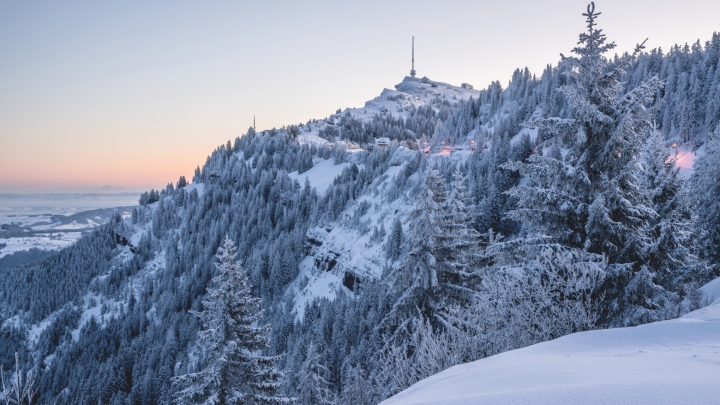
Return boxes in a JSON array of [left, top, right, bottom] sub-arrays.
[[382, 295, 720, 405]]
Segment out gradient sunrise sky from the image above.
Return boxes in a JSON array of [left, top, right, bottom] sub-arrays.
[[1, 0, 719, 193]]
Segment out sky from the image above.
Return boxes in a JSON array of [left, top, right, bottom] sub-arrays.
[[1, 0, 719, 193]]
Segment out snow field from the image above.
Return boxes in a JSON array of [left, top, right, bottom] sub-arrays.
[[288, 158, 358, 195], [0, 232, 84, 258], [381, 281, 720, 405]]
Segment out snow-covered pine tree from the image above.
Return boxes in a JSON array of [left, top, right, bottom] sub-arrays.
[[382, 162, 445, 333], [383, 162, 482, 337], [338, 365, 373, 405], [547, 145, 563, 162], [641, 125, 704, 286], [691, 125, 720, 266], [172, 236, 291, 405], [296, 343, 334, 405], [677, 96, 696, 143], [386, 218, 404, 261], [434, 169, 482, 305], [505, 2, 666, 326], [477, 131, 514, 234], [131, 207, 138, 225]]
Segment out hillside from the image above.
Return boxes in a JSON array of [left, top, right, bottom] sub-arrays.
[[0, 11, 719, 404]]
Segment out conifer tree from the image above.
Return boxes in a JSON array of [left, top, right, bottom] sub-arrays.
[[383, 162, 444, 330], [640, 125, 703, 286], [173, 237, 291, 405], [296, 343, 334, 405], [131, 208, 138, 225], [338, 365, 373, 405], [505, 2, 666, 325], [384, 163, 479, 332], [691, 126, 720, 265], [434, 170, 482, 304], [386, 218, 404, 261]]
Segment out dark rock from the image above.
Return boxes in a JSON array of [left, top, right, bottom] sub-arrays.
[[343, 272, 361, 292]]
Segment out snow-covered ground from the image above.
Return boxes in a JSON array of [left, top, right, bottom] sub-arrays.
[[0, 232, 85, 258], [182, 182, 205, 197], [288, 158, 357, 195], [381, 280, 720, 405], [672, 144, 698, 178]]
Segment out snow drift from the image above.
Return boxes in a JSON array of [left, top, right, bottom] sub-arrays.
[[381, 295, 720, 405]]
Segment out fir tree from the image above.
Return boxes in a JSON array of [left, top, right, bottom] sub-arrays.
[[173, 237, 291, 405], [434, 170, 482, 305], [691, 126, 720, 266], [296, 343, 334, 405], [383, 162, 445, 331], [640, 125, 706, 287], [386, 218, 404, 262], [338, 365, 373, 405], [383, 163, 479, 333], [131, 208, 138, 225], [506, 2, 666, 325]]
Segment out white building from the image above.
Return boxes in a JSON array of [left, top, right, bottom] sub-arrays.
[[461, 83, 473, 90], [375, 137, 391, 150]]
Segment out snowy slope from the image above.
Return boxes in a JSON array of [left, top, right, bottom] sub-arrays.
[[288, 158, 356, 195], [381, 285, 720, 405]]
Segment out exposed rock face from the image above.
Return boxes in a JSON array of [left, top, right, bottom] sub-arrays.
[[305, 226, 331, 255], [115, 233, 138, 254], [315, 250, 340, 272], [342, 271, 361, 291]]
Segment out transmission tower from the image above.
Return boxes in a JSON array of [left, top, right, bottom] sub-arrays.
[[410, 36, 416, 77]]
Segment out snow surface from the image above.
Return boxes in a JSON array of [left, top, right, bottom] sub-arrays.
[[297, 133, 332, 147], [381, 281, 720, 405], [0, 232, 84, 258], [700, 276, 720, 304], [291, 257, 345, 319], [349, 77, 481, 119], [288, 158, 355, 195], [183, 182, 205, 197]]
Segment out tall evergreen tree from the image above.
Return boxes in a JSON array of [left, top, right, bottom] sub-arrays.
[[338, 365, 372, 405], [434, 170, 482, 305], [641, 125, 704, 286], [691, 126, 720, 266], [173, 237, 291, 405], [383, 163, 480, 334], [506, 2, 667, 325], [296, 343, 334, 405], [383, 162, 445, 332], [386, 218, 404, 262]]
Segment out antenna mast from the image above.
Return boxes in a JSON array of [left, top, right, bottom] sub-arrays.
[[410, 36, 416, 77], [253, 115, 256, 132]]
